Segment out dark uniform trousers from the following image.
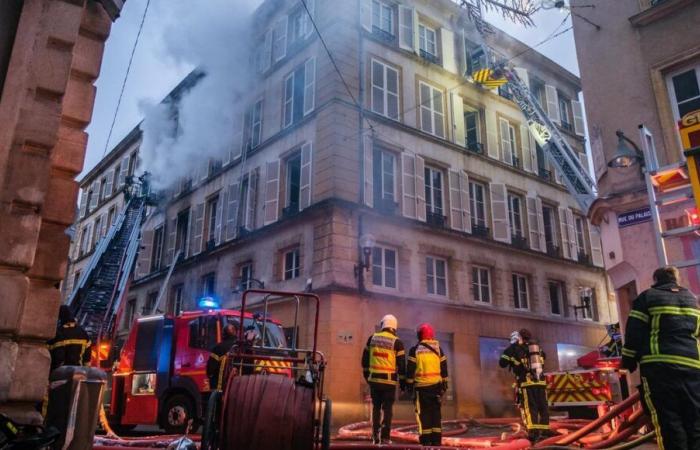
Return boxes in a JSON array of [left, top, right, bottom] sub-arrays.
[[370, 383, 395, 441], [519, 381, 549, 434], [415, 384, 443, 446]]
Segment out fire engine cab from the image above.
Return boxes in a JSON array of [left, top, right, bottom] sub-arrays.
[[108, 300, 288, 434]]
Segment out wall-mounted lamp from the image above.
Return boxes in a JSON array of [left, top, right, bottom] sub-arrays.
[[354, 233, 376, 281], [573, 287, 593, 320], [608, 130, 645, 169]]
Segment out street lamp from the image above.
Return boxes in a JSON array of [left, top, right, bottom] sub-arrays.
[[358, 233, 376, 272], [608, 130, 645, 169]]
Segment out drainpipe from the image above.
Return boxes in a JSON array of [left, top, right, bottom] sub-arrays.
[[357, 0, 367, 293]]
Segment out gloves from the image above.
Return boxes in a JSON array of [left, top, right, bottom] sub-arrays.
[[399, 379, 407, 392]]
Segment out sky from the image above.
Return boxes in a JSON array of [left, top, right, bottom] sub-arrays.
[[82, 0, 579, 178]]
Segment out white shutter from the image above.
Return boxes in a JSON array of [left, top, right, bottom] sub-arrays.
[[79, 188, 88, 218], [415, 155, 426, 222], [300, 142, 313, 210], [440, 28, 457, 74], [360, 0, 372, 32], [451, 93, 465, 147], [526, 197, 540, 251], [89, 181, 98, 210], [535, 197, 546, 251], [545, 85, 560, 124], [529, 132, 538, 173], [260, 30, 272, 73], [101, 213, 108, 237], [304, 0, 315, 37], [191, 203, 205, 256], [398, 6, 415, 51], [246, 170, 258, 230], [572, 100, 585, 136], [225, 182, 240, 241], [589, 222, 604, 267], [264, 161, 280, 225], [136, 229, 153, 279], [165, 218, 176, 263], [460, 171, 472, 234], [499, 118, 513, 165], [513, 67, 529, 88], [485, 109, 499, 159], [521, 125, 533, 173], [448, 169, 464, 231], [558, 207, 571, 259], [401, 153, 416, 218], [119, 156, 129, 186], [490, 183, 510, 243], [104, 170, 113, 198], [231, 111, 244, 162], [215, 191, 225, 245], [412, 10, 420, 55], [364, 136, 374, 208], [566, 208, 577, 260], [303, 58, 316, 115]]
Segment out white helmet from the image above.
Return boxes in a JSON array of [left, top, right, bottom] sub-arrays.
[[510, 331, 522, 344], [380, 314, 398, 330]]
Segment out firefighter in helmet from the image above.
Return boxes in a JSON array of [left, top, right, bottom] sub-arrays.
[[622, 266, 700, 450], [406, 323, 448, 447], [47, 305, 92, 371], [206, 324, 238, 391], [361, 314, 406, 445], [499, 328, 549, 441]]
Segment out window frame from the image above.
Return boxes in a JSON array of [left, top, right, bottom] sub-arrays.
[[418, 81, 445, 138], [150, 224, 165, 272], [283, 59, 315, 128], [512, 273, 529, 310], [424, 165, 444, 216], [426, 256, 448, 297], [472, 265, 491, 304], [240, 262, 253, 290], [464, 107, 481, 148], [542, 204, 558, 249], [469, 181, 487, 229], [373, 148, 397, 203], [283, 247, 301, 280], [371, 0, 394, 35], [371, 59, 400, 120], [205, 195, 219, 246], [507, 193, 524, 238], [371, 245, 398, 290], [574, 215, 587, 256], [418, 23, 437, 57], [666, 64, 700, 123], [286, 151, 302, 211], [548, 280, 563, 316]]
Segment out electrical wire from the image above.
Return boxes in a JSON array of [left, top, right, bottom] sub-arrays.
[[102, 0, 152, 157]]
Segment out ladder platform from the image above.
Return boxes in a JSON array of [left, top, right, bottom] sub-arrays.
[[655, 187, 694, 206], [662, 225, 700, 238]]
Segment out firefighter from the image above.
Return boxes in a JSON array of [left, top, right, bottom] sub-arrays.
[[499, 329, 549, 441], [622, 266, 700, 450], [361, 314, 406, 445], [600, 323, 622, 358], [406, 323, 448, 447], [47, 305, 91, 371], [206, 324, 238, 391]]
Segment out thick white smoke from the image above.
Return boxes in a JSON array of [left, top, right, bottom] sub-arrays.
[[139, 0, 263, 189]]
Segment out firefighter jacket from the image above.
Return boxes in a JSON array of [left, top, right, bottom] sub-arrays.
[[362, 330, 406, 386], [622, 281, 700, 373], [499, 342, 546, 384], [47, 321, 91, 371], [207, 336, 238, 391], [406, 340, 448, 389]]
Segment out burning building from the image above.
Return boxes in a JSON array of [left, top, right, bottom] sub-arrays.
[[65, 0, 614, 423]]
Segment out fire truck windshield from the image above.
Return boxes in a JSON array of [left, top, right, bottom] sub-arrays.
[[222, 316, 287, 349]]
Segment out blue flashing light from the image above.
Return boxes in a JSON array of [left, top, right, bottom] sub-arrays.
[[198, 296, 220, 310]]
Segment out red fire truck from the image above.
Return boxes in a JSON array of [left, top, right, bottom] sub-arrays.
[[107, 303, 289, 433]]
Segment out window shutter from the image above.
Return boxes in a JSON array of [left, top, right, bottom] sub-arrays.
[[451, 93, 465, 147], [119, 156, 129, 186], [89, 181, 98, 210], [360, 0, 372, 31], [499, 118, 513, 165], [513, 67, 529, 88], [566, 208, 577, 260], [72, 229, 81, 260], [364, 136, 374, 208], [231, 111, 244, 162], [84, 223, 93, 252], [558, 207, 571, 259], [460, 171, 471, 234], [304, 0, 315, 37], [224, 183, 239, 241], [401, 153, 416, 218], [79, 189, 88, 218], [529, 132, 538, 173], [165, 218, 176, 263], [398, 6, 415, 51], [190, 203, 205, 256], [521, 125, 532, 172], [526, 196, 540, 251], [303, 58, 316, 115], [490, 183, 510, 243], [485, 109, 499, 159], [415, 155, 426, 222], [136, 229, 153, 279], [535, 197, 546, 251], [215, 191, 225, 245], [589, 222, 604, 267], [544, 85, 560, 124], [263, 161, 280, 225], [101, 213, 108, 237], [300, 142, 313, 210], [448, 169, 464, 231], [260, 30, 272, 73], [440, 28, 457, 74], [104, 170, 113, 198], [572, 100, 585, 136]]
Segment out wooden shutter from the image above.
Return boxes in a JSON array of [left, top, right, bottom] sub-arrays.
[[225, 182, 240, 241], [448, 169, 464, 231], [263, 160, 280, 225], [247, 169, 258, 230], [545, 85, 560, 124], [215, 191, 225, 245], [191, 203, 205, 256], [303, 58, 315, 115], [415, 155, 426, 222], [485, 109, 499, 159], [364, 135, 374, 208], [566, 208, 577, 260], [572, 100, 585, 136], [119, 156, 129, 186], [360, 0, 372, 31], [104, 170, 114, 198], [589, 222, 604, 267], [136, 229, 153, 279], [440, 28, 457, 74], [300, 142, 313, 210], [499, 118, 512, 165], [490, 183, 510, 243], [521, 125, 533, 173], [89, 181, 98, 210], [79, 188, 88, 218], [451, 93, 465, 147], [526, 197, 540, 251], [558, 207, 571, 259], [398, 6, 415, 51], [513, 67, 529, 88], [165, 218, 176, 263], [460, 171, 472, 233], [535, 198, 546, 251], [401, 153, 416, 218]]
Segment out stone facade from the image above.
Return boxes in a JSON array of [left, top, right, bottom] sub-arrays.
[[0, 0, 119, 423]]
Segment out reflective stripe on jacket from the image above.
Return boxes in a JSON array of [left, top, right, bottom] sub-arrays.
[[407, 340, 448, 388], [362, 330, 406, 386]]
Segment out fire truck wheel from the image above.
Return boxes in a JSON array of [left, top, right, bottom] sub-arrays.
[[321, 397, 332, 450], [162, 394, 196, 435]]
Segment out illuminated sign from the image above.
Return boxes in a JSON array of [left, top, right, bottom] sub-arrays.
[[679, 109, 700, 150]]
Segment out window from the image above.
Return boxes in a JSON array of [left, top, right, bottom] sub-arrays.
[[128, 152, 137, 176], [419, 82, 445, 137], [579, 287, 595, 320], [668, 66, 700, 120], [125, 298, 136, 328], [240, 263, 253, 290], [542, 205, 558, 252], [99, 177, 107, 201], [469, 181, 487, 229], [371, 246, 397, 289], [372, 0, 394, 35], [150, 225, 164, 272], [464, 38, 484, 76], [549, 281, 563, 315], [424, 166, 444, 216], [559, 95, 572, 130], [371, 60, 399, 120], [170, 284, 184, 315], [113, 162, 121, 189], [107, 206, 116, 230], [288, 7, 307, 45], [512, 273, 529, 310], [272, 17, 287, 62], [202, 272, 216, 297], [509, 125, 518, 165], [472, 266, 491, 303], [72, 270, 81, 293], [575, 216, 587, 257], [143, 292, 157, 315], [373, 148, 396, 205], [284, 247, 300, 280], [508, 194, 523, 238], [92, 216, 102, 250], [283, 58, 315, 128], [205, 195, 219, 248], [244, 99, 263, 150], [418, 23, 437, 58], [426, 256, 447, 296], [464, 108, 480, 149], [286, 152, 302, 214], [175, 208, 190, 255], [530, 78, 546, 107], [79, 224, 90, 256]]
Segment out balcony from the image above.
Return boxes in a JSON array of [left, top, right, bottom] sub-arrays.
[[420, 49, 440, 65], [372, 26, 396, 44], [282, 202, 300, 218], [546, 243, 561, 258], [427, 211, 447, 228], [471, 223, 489, 238], [466, 141, 484, 154], [578, 252, 592, 265], [560, 121, 574, 133], [375, 197, 398, 215], [511, 233, 528, 249], [512, 156, 520, 169]]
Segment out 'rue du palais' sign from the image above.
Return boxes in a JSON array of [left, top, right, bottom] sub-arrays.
[[618, 207, 652, 228]]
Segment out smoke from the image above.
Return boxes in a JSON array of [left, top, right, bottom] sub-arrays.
[[139, 0, 263, 189]]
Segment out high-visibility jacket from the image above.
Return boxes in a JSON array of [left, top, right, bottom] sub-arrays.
[[407, 340, 448, 388], [47, 322, 91, 371], [206, 337, 237, 390], [362, 330, 406, 386], [622, 282, 700, 372], [499, 342, 546, 384]]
